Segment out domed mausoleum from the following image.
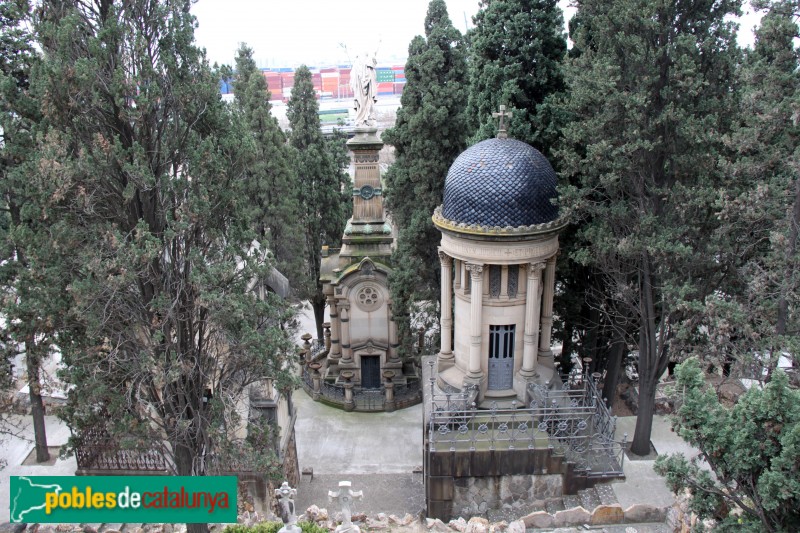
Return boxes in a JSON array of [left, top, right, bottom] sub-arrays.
[[433, 110, 567, 406]]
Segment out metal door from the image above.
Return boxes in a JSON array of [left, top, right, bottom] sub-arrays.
[[361, 355, 381, 389], [488, 325, 515, 390]]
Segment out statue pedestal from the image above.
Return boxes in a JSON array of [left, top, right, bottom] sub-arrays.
[[334, 526, 361, 533]]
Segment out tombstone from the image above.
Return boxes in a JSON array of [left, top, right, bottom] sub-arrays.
[[328, 481, 363, 533], [274, 481, 300, 533]]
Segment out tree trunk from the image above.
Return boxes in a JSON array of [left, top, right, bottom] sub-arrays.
[[312, 290, 326, 340], [174, 444, 209, 533], [602, 330, 625, 408], [26, 345, 50, 463], [777, 175, 799, 369], [631, 374, 656, 456], [632, 253, 660, 456]]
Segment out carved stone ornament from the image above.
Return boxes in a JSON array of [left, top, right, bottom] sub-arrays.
[[354, 283, 383, 312], [354, 153, 380, 163], [465, 263, 484, 279], [528, 262, 546, 278]]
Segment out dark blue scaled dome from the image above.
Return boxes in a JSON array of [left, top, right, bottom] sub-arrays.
[[442, 138, 558, 227]]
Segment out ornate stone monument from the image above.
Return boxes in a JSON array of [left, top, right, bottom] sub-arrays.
[[317, 51, 417, 401], [328, 481, 363, 533], [274, 481, 300, 533]]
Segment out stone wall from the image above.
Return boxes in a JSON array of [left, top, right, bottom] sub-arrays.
[[426, 447, 563, 520], [281, 425, 300, 487], [452, 474, 562, 518]]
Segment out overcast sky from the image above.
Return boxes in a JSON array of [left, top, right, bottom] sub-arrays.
[[191, 0, 762, 69]]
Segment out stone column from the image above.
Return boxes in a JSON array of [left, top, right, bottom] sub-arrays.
[[340, 305, 354, 367], [521, 262, 545, 378], [500, 265, 509, 299], [538, 255, 557, 363], [438, 250, 454, 362], [328, 295, 341, 360], [454, 259, 462, 289], [466, 263, 484, 380], [387, 302, 401, 366]]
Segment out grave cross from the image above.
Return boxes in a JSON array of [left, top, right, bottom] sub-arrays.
[[274, 481, 300, 533], [328, 481, 363, 533], [492, 105, 513, 139]]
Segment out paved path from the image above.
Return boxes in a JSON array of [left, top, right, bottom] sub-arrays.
[[0, 415, 76, 523], [611, 415, 701, 510]]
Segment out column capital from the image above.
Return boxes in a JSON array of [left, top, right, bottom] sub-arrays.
[[527, 262, 546, 278], [466, 262, 484, 278], [547, 254, 558, 266], [438, 249, 453, 267]]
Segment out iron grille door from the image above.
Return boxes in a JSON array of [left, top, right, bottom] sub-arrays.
[[488, 325, 515, 390], [361, 355, 381, 389]]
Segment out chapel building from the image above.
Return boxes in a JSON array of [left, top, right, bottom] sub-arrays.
[[432, 112, 568, 407]]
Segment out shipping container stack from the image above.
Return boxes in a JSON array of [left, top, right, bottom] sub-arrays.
[[225, 64, 406, 102], [262, 70, 283, 99], [339, 67, 353, 100], [375, 67, 395, 96], [392, 65, 406, 95], [321, 67, 338, 99]]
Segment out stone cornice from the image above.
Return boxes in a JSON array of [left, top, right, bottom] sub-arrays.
[[432, 205, 569, 238]]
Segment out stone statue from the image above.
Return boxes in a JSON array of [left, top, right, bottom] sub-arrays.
[[274, 481, 300, 533], [328, 481, 363, 533], [350, 48, 378, 127]]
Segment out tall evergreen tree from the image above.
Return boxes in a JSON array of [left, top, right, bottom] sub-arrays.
[[466, 0, 567, 155], [556, 0, 742, 455], [34, 5, 296, 531], [698, 0, 800, 376], [232, 44, 305, 288], [287, 65, 350, 338], [0, 0, 62, 463], [383, 0, 468, 352]]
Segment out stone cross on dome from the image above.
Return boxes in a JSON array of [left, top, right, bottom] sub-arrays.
[[492, 105, 513, 139]]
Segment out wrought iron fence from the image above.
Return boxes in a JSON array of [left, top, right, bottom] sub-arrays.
[[300, 366, 421, 411], [310, 339, 327, 359], [427, 375, 625, 478], [75, 424, 168, 472]]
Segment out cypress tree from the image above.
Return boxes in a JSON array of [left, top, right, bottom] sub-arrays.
[[696, 0, 800, 376], [287, 65, 350, 338], [34, 4, 296, 527], [383, 0, 468, 352], [467, 0, 567, 156], [0, 0, 60, 463], [232, 44, 305, 287], [556, 0, 742, 455]]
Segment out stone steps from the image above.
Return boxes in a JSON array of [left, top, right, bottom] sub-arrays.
[[594, 482, 619, 506], [544, 498, 564, 514], [578, 487, 601, 510], [518, 483, 635, 529]]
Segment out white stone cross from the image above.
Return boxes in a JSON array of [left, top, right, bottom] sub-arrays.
[[274, 481, 300, 533], [328, 481, 363, 533]]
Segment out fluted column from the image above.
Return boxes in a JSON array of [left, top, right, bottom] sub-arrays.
[[538, 255, 557, 362], [340, 305, 354, 366], [466, 263, 484, 379], [328, 294, 341, 360], [438, 250, 454, 362], [520, 262, 545, 378]]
